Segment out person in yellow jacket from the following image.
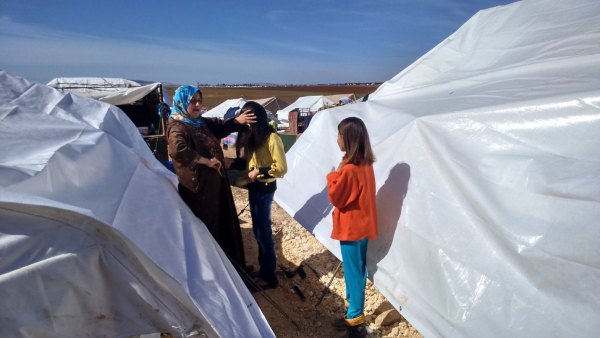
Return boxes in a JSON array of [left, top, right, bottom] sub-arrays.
[[237, 101, 287, 290]]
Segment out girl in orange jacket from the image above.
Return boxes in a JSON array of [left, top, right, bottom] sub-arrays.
[[327, 117, 377, 336]]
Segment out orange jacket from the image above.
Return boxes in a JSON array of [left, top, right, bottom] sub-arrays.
[[327, 161, 378, 241]]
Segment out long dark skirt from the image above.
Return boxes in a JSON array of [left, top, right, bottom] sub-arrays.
[[178, 180, 246, 269]]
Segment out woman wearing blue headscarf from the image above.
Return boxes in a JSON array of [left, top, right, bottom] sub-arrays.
[[167, 85, 255, 269]]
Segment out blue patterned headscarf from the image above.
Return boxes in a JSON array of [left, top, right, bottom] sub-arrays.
[[170, 85, 205, 127]]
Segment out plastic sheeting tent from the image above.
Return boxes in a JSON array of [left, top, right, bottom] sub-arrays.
[[323, 94, 356, 105], [203, 98, 247, 118], [48, 77, 172, 107], [0, 71, 274, 338], [253, 97, 290, 115], [275, 0, 600, 337], [276, 96, 334, 127], [203, 97, 282, 123]]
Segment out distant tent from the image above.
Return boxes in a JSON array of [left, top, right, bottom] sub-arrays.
[[205, 97, 289, 121], [1, 70, 275, 337], [253, 97, 290, 115], [203, 98, 247, 118], [276, 96, 334, 126], [338, 97, 351, 105], [224, 106, 240, 119], [275, 0, 600, 337], [265, 110, 281, 124], [47, 77, 172, 161], [323, 94, 356, 104], [47, 77, 172, 107]]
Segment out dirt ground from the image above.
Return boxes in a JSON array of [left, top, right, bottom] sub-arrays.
[[225, 150, 422, 338]]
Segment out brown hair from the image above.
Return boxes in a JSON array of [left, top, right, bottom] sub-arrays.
[[338, 117, 375, 166]]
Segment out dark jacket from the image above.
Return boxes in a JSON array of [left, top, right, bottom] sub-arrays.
[[167, 117, 242, 193]]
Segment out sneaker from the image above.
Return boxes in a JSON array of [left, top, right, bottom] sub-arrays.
[[331, 314, 365, 330]]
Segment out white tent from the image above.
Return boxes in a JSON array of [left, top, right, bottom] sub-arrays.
[[0, 71, 274, 337], [253, 97, 290, 115], [323, 94, 356, 105], [48, 77, 173, 107], [275, 0, 600, 337], [203, 98, 247, 118], [48, 77, 141, 90], [276, 96, 334, 126], [204, 98, 286, 124]]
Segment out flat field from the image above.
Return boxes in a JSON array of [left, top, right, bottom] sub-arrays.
[[166, 85, 379, 110]]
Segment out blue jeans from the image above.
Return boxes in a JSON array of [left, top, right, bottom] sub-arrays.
[[248, 190, 277, 283], [341, 238, 369, 319]]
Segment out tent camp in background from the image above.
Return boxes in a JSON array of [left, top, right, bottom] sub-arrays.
[[47, 77, 171, 161], [276, 95, 335, 127], [253, 97, 289, 115], [0, 70, 275, 338], [323, 93, 356, 105], [275, 0, 600, 337], [204, 97, 288, 122], [47, 77, 172, 107], [202, 98, 247, 118]]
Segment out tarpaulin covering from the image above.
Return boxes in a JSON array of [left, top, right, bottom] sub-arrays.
[[203, 98, 247, 118], [223, 133, 238, 146], [47, 77, 141, 90], [47, 77, 172, 108], [253, 97, 290, 115], [274, 0, 600, 337], [0, 71, 274, 338], [276, 96, 334, 126]]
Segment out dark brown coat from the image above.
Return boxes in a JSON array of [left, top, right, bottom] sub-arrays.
[[167, 118, 246, 267]]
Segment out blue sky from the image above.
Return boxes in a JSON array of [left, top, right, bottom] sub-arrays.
[[0, 0, 514, 85]]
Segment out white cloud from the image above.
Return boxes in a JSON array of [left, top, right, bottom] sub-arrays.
[[0, 16, 398, 84]]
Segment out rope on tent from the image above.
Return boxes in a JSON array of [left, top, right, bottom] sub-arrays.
[[225, 252, 302, 331], [313, 261, 342, 324], [314, 261, 342, 308], [237, 203, 249, 217], [154, 102, 165, 152]]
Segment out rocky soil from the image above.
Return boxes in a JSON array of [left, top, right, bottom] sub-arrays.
[[231, 185, 422, 338]]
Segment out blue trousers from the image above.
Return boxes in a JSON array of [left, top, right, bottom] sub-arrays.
[[248, 190, 277, 283], [341, 238, 369, 319]]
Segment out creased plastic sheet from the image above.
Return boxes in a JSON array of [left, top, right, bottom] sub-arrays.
[[275, 0, 600, 337], [58, 83, 161, 106], [0, 71, 274, 338], [47, 77, 142, 90]]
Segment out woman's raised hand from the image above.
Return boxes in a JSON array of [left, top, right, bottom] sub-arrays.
[[234, 110, 257, 126]]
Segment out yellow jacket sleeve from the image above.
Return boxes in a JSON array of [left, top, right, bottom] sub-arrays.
[[267, 133, 287, 178]]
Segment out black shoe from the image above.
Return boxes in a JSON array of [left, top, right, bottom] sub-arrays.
[[331, 314, 366, 330], [340, 324, 367, 338], [244, 265, 254, 274], [250, 276, 279, 292]]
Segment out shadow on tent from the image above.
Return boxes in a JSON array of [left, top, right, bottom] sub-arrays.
[[368, 163, 411, 276], [291, 162, 410, 247], [292, 185, 334, 234]]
